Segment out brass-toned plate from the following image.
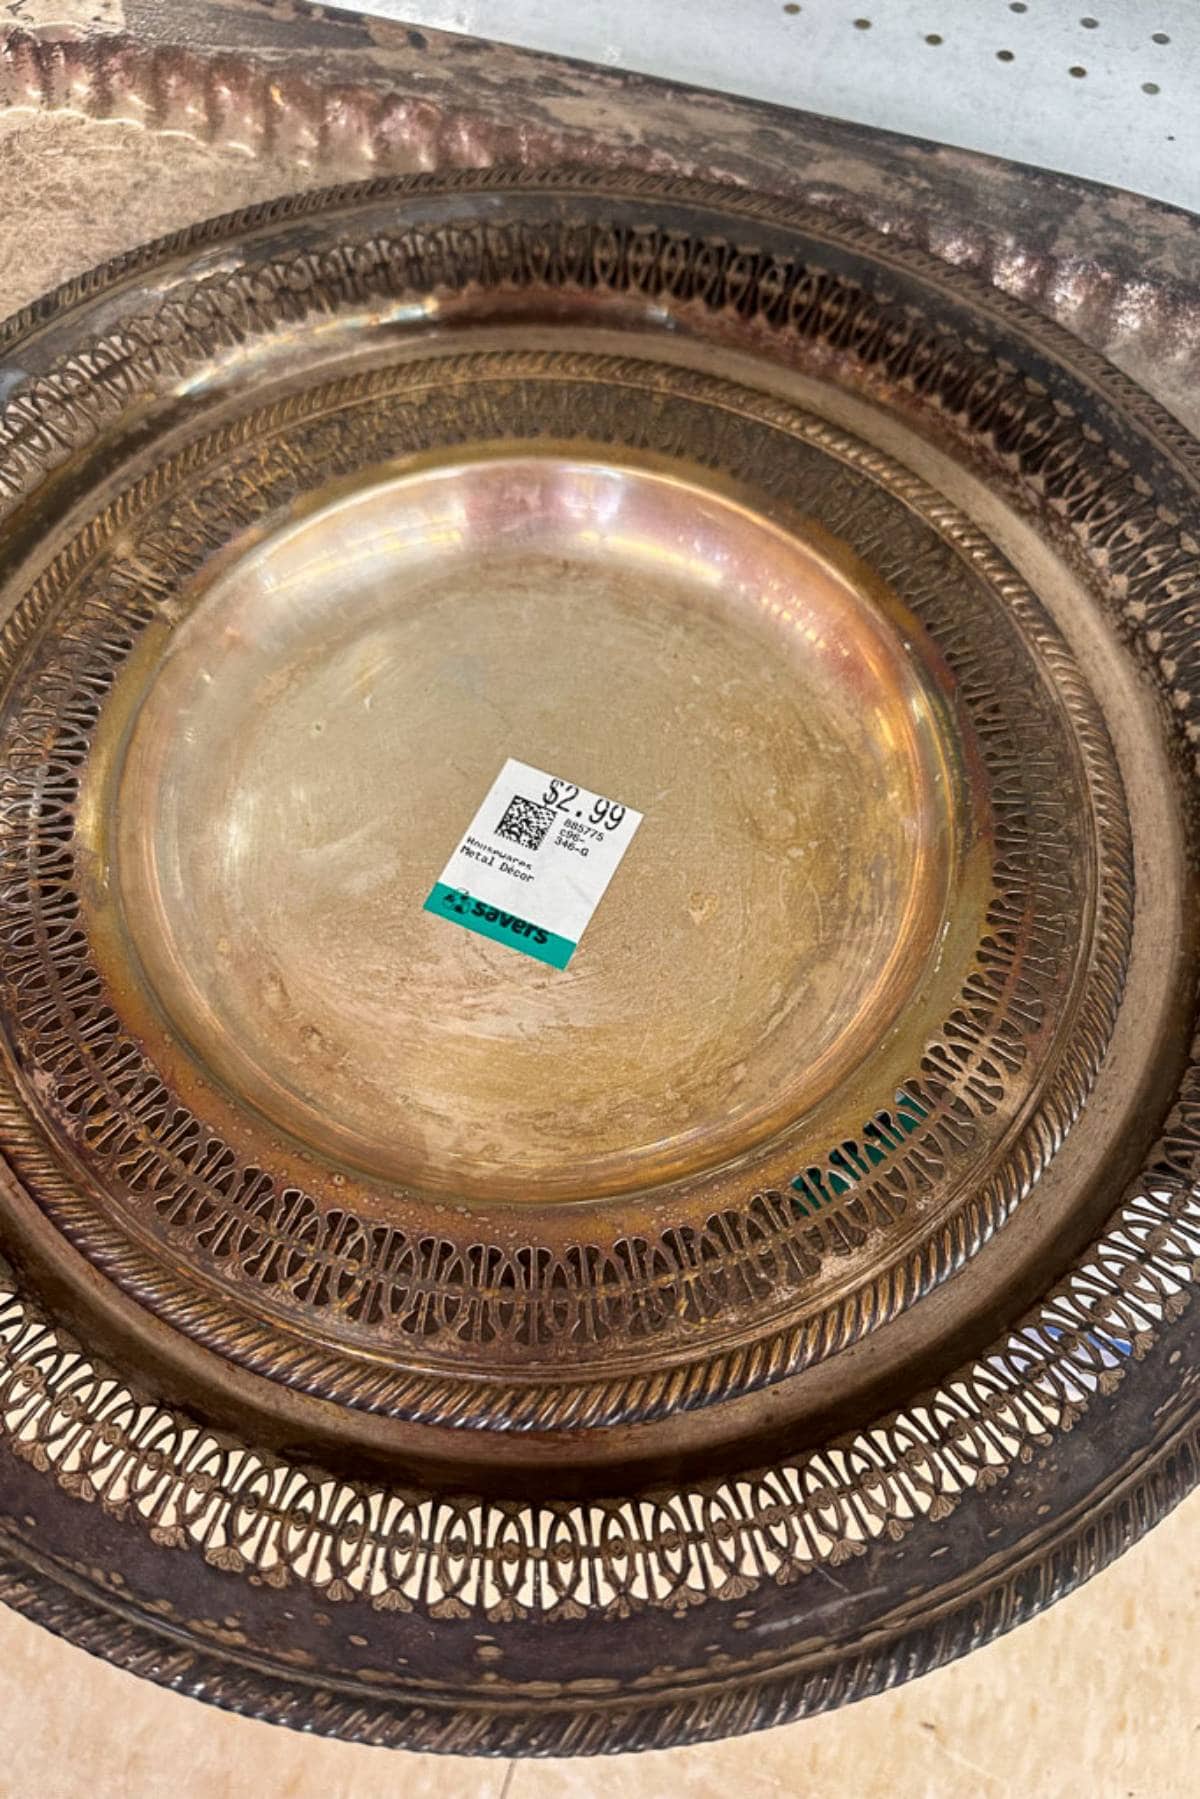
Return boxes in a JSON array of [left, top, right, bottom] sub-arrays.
[[99, 448, 967, 1202], [0, 169, 1195, 1754]]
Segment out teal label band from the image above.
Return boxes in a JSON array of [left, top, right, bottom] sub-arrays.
[[424, 882, 576, 969]]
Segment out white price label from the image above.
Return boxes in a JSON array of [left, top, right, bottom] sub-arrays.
[[424, 758, 642, 968]]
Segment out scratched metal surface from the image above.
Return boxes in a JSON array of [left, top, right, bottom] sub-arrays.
[[0, 0, 1198, 434], [0, 1, 1195, 1773]]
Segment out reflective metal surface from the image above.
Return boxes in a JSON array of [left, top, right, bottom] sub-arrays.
[[0, 155, 1195, 1757], [99, 453, 965, 1199], [13, 284, 1124, 1435], [5, 6, 1200, 435]]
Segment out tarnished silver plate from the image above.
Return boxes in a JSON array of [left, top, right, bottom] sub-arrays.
[[0, 164, 1194, 1755]]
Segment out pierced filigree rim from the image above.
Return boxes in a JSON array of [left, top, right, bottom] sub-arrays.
[[0, 171, 1195, 1755], [0, 191, 1134, 1432]]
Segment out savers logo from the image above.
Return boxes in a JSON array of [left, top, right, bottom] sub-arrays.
[[441, 889, 549, 945]]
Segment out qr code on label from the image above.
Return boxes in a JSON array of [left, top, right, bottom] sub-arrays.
[[495, 794, 556, 851]]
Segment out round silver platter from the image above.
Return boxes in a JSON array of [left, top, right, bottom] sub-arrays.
[[0, 170, 1195, 1754]]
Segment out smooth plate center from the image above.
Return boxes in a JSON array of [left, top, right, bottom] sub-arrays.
[[111, 454, 958, 1199]]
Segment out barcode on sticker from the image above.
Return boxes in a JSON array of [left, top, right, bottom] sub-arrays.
[[424, 758, 642, 968]]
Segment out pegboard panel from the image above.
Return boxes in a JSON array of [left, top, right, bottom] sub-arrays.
[[365, 2, 1198, 211]]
